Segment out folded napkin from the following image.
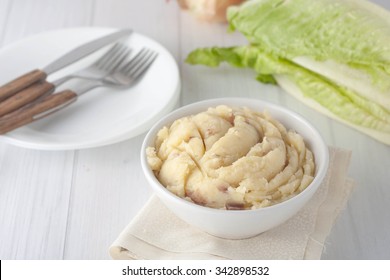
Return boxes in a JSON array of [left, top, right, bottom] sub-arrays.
[[110, 147, 354, 260]]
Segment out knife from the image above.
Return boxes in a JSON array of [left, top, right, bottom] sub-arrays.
[[0, 29, 132, 116]]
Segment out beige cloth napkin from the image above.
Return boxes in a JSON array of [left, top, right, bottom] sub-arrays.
[[110, 147, 354, 260]]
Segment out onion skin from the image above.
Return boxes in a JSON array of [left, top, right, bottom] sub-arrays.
[[177, 0, 245, 22]]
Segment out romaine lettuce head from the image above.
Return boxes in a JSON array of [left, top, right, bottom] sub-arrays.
[[186, 46, 390, 145], [227, 0, 390, 108], [186, 0, 390, 145]]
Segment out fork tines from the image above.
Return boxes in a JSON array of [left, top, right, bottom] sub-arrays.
[[96, 43, 132, 73], [121, 48, 158, 79]]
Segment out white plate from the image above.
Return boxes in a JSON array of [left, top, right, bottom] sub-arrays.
[[0, 27, 180, 150]]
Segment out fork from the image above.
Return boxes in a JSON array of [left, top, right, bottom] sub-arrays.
[[0, 43, 131, 118], [0, 48, 158, 134], [53, 43, 131, 87]]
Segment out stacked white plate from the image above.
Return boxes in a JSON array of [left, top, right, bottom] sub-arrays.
[[0, 27, 180, 150]]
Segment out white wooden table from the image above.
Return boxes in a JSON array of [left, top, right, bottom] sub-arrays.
[[0, 0, 389, 260]]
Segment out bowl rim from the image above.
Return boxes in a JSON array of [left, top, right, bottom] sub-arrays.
[[141, 97, 329, 215]]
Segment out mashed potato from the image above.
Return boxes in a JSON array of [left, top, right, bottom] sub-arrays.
[[146, 105, 315, 210]]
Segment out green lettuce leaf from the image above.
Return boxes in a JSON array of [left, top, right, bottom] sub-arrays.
[[186, 46, 390, 136], [226, 0, 390, 106], [227, 0, 390, 70]]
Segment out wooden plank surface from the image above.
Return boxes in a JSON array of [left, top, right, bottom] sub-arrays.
[[63, 137, 153, 259], [0, 145, 74, 259], [0, 0, 389, 260]]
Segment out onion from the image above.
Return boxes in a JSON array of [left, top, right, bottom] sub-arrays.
[[177, 0, 245, 22]]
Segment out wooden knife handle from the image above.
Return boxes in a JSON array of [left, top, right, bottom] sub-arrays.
[[0, 80, 55, 117], [0, 90, 77, 134], [0, 69, 47, 102]]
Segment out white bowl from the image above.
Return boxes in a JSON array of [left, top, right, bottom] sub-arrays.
[[141, 98, 329, 239]]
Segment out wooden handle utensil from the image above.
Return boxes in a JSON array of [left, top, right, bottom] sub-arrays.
[[0, 69, 47, 102], [0, 80, 55, 117], [0, 90, 77, 134]]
